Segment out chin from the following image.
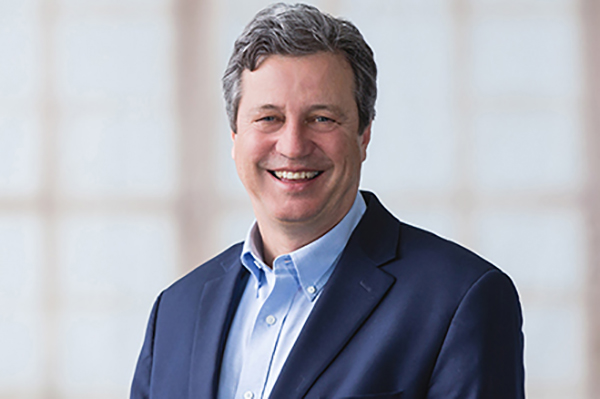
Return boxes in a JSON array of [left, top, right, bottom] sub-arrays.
[[273, 211, 319, 225], [270, 205, 323, 225]]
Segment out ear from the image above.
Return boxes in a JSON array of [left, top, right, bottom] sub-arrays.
[[231, 130, 236, 160], [359, 123, 372, 162]]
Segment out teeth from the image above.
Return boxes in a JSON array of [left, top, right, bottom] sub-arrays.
[[274, 171, 319, 180]]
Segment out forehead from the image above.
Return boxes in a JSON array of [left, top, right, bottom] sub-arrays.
[[238, 52, 356, 106]]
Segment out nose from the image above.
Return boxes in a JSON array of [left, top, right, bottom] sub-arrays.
[[275, 119, 313, 159]]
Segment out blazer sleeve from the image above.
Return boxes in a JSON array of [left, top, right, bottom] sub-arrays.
[[426, 269, 525, 399], [130, 294, 162, 399]]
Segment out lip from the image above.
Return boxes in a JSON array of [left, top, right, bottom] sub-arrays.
[[270, 169, 323, 181], [267, 168, 324, 190]]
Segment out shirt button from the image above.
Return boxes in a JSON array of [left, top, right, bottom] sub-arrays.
[[265, 315, 276, 325], [243, 391, 254, 399], [307, 285, 316, 294]]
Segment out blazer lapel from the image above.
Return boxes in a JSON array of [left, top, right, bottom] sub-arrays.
[[269, 192, 401, 399], [188, 251, 249, 399]]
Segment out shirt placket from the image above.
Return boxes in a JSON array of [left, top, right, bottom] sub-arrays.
[[234, 256, 299, 399]]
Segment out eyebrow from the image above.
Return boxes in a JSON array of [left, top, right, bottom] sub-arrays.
[[249, 103, 348, 119], [307, 104, 347, 117], [251, 104, 282, 113]]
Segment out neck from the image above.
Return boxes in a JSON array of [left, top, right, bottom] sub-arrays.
[[257, 209, 350, 267]]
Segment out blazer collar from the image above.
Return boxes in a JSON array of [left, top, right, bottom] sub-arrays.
[[353, 191, 402, 265], [269, 191, 401, 399], [188, 246, 248, 399]]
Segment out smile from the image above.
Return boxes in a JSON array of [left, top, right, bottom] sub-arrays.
[[270, 170, 322, 181]]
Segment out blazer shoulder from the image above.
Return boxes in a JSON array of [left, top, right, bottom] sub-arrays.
[[402, 223, 494, 268], [162, 241, 244, 297], [360, 191, 500, 283], [388, 221, 515, 299]]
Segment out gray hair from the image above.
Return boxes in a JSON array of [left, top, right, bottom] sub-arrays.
[[222, 2, 377, 134]]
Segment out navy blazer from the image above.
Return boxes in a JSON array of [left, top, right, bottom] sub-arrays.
[[131, 191, 525, 399]]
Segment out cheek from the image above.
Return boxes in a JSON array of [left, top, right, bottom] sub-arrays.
[[326, 138, 359, 164], [234, 135, 268, 169]]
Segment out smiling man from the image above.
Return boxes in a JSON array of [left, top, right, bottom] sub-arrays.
[[232, 52, 370, 265], [131, 4, 525, 399]]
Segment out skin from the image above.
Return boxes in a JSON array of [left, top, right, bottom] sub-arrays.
[[232, 52, 371, 266]]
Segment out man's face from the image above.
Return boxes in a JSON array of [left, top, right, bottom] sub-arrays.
[[232, 52, 371, 236]]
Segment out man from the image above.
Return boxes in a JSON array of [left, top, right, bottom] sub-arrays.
[[131, 3, 524, 399]]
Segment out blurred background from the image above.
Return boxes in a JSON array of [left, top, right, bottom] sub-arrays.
[[0, 0, 598, 398]]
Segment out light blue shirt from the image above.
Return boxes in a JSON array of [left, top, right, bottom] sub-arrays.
[[217, 193, 367, 399]]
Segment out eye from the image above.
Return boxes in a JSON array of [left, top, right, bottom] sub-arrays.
[[308, 115, 338, 132], [254, 115, 283, 133], [257, 115, 278, 122]]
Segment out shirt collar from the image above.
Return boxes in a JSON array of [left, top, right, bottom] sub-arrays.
[[240, 192, 367, 301]]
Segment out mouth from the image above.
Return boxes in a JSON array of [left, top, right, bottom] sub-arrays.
[[270, 170, 322, 181]]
